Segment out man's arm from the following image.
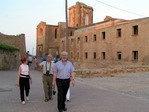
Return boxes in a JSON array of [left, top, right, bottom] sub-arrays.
[[71, 72, 75, 86], [52, 72, 57, 87]]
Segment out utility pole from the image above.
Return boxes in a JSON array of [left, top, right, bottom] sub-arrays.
[[65, 0, 69, 52]]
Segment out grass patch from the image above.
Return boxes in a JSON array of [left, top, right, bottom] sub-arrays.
[[0, 43, 19, 51]]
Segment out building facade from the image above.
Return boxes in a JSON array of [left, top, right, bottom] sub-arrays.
[[36, 2, 149, 69]]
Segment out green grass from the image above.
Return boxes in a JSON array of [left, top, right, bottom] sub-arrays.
[[0, 43, 19, 51]]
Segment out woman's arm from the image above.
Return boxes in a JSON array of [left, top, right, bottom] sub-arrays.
[[17, 66, 21, 86]]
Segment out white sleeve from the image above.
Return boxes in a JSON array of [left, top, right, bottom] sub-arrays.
[[39, 61, 45, 66]]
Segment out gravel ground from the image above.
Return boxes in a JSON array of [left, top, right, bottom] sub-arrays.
[[76, 72, 149, 101]]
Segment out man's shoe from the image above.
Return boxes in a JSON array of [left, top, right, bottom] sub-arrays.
[[63, 107, 67, 111], [49, 97, 53, 100], [44, 99, 49, 102]]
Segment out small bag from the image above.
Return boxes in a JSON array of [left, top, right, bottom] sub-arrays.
[[53, 87, 56, 95], [46, 71, 49, 75]]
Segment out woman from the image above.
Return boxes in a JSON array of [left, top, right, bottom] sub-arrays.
[[17, 56, 32, 104]]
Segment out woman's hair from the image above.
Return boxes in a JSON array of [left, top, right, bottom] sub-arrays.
[[21, 56, 27, 63]]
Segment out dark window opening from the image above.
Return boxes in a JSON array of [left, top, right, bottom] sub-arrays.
[[133, 25, 138, 35], [117, 29, 121, 37], [77, 37, 80, 44], [93, 52, 96, 59], [117, 51, 122, 60], [85, 52, 88, 59], [71, 52, 73, 59], [71, 39, 73, 45], [133, 51, 138, 60], [77, 52, 79, 59], [102, 52, 106, 59], [102, 32, 106, 40], [85, 36, 88, 42], [55, 29, 57, 39], [94, 34, 96, 41], [70, 31, 73, 36]]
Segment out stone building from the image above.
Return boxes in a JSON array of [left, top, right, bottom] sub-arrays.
[[36, 2, 149, 69], [0, 33, 26, 56], [36, 22, 76, 57], [69, 2, 93, 27]]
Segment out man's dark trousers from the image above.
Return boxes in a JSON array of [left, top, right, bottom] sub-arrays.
[[56, 78, 70, 111]]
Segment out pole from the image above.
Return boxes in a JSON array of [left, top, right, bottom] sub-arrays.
[[65, 0, 69, 52]]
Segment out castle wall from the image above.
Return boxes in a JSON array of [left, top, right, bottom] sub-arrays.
[[0, 33, 26, 56]]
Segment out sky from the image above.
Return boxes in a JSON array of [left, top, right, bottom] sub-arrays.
[[0, 0, 149, 55]]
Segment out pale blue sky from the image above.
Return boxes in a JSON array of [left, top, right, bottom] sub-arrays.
[[0, 0, 148, 55]]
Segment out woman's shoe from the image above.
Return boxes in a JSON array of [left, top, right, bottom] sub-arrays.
[[22, 101, 25, 105], [26, 96, 29, 101]]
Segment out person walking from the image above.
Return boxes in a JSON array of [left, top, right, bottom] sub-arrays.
[[38, 54, 55, 102], [52, 51, 75, 112], [17, 56, 32, 105]]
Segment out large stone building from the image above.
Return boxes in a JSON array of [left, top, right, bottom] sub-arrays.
[[36, 2, 149, 69]]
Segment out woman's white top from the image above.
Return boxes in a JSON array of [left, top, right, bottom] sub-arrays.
[[20, 64, 29, 77]]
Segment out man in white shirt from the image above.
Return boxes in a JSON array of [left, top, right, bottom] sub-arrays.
[[39, 54, 55, 102]]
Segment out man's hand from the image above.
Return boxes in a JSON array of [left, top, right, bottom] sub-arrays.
[[52, 80, 56, 87], [71, 79, 75, 86]]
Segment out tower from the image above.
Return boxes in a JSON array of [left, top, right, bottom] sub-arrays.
[[69, 2, 93, 27]]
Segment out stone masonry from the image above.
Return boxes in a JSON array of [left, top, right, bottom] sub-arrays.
[[0, 33, 26, 56]]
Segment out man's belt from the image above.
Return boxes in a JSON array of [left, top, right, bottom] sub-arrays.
[[43, 74, 53, 76]]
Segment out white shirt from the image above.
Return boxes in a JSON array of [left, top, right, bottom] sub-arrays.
[[39, 61, 55, 74], [28, 56, 33, 62], [20, 64, 29, 77]]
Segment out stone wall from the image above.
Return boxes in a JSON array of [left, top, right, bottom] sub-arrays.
[[0, 33, 26, 56], [0, 49, 20, 70]]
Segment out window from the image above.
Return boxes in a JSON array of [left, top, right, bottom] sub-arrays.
[[117, 29, 121, 37], [133, 25, 138, 35], [85, 36, 88, 42], [71, 39, 74, 45], [77, 37, 80, 44], [102, 32, 106, 40], [71, 52, 73, 59], [102, 52, 106, 59], [117, 51, 122, 60], [77, 52, 79, 59], [85, 52, 88, 59], [93, 52, 96, 59], [94, 34, 96, 41], [55, 29, 57, 39], [133, 51, 138, 60], [70, 31, 73, 36]]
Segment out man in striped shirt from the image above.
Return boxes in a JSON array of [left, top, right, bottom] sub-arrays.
[[52, 51, 75, 112]]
